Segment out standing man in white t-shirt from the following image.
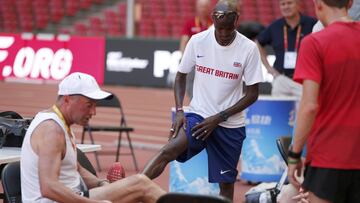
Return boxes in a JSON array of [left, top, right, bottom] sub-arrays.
[[142, 0, 263, 200]]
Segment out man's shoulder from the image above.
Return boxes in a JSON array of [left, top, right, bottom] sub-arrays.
[[268, 17, 286, 29], [300, 25, 341, 51], [313, 22, 360, 41], [30, 112, 64, 134], [28, 113, 66, 153], [32, 111, 58, 124], [190, 28, 212, 42], [33, 115, 64, 135]]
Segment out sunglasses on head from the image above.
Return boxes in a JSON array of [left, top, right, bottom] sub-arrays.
[[212, 11, 238, 19]]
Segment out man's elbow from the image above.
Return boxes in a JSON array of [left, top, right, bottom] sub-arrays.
[[40, 188, 52, 199], [303, 102, 318, 115], [250, 92, 259, 104], [40, 181, 56, 199], [175, 72, 187, 83], [248, 85, 260, 103]]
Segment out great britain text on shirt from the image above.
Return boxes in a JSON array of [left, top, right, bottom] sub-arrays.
[[196, 64, 240, 80]]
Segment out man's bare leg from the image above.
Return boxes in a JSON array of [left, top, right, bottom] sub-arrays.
[[90, 174, 165, 203], [142, 128, 188, 179], [219, 182, 234, 201]]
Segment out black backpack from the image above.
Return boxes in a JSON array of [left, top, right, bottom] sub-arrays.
[[0, 111, 32, 148]]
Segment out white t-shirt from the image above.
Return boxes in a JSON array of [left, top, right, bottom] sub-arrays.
[[178, 28, 263, 128], [21, 112, 81, 203]]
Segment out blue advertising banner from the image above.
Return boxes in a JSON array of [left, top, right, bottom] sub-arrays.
[[169, 108, 219, 194], [240, 97, 297, 182], [169, 151, 220, 194]]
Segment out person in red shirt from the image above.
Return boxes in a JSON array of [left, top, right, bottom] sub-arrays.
[[179, 0, 212, 53], [287, 0, 360, 202], [179, 0, 212, 99]]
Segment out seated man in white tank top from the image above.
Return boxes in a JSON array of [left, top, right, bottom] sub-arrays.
[[20, 72, 165, 203]]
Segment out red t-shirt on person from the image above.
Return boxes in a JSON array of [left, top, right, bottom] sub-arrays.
[[294, 22, 360, 169], [181, 17, 212, 37]]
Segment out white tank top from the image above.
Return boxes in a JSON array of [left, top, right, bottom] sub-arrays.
[[20, 111, 81, 203]]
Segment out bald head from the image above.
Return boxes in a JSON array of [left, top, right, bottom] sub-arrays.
[[212, 0, 238, 23], [197, 0, 211, 7], [214, 0, 238, 13], [196, 0, 211, 18]]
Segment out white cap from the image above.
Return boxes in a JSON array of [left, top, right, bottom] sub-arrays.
[[58, 72, 112, 100]]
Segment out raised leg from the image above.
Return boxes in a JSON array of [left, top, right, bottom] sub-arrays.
[[142, 128, 188, 179]]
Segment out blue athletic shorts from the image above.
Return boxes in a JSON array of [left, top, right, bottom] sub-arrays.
[[176, 113, 246, 183]]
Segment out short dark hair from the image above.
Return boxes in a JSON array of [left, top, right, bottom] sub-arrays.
[[212, 11, 238, 25], [321, 0, 350, 8], [212, 0, 238, 25]]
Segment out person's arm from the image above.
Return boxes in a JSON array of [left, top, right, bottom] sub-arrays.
[[36, 120, 102, 203], [192, 83, 259, 140], [255, 40, 280, 77], [171, 31, 196, 138], [179, 35, 190, 53], [78, 163, 109, 189], [288, 79, 319, 189], [170, 72, 188, 139]]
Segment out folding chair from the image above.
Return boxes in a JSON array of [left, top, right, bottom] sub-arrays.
[[77, 148, 97, 176], [157, 192, 232, 203], [1, 161, 21, 203], [276, 136, 292, 189], [246, 137, 292, 203], [276, 136, 292, 165], [81, 93, 138, 172]]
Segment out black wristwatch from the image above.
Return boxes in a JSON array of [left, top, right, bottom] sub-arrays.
[[219, 111, 229, 121], [288, 145, 302, 159]]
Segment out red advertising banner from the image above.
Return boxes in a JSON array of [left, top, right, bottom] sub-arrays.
[[0, 33, 105, 84]]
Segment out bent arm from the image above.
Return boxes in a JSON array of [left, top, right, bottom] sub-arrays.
[[36, 121, 100, 203], [78, 163, 108, 189], [221, 83, 259, 117], [174, 72, 187, 110], [179, 35, 190, 53], [291, 80, 319, 154], [288, 80, 319, 188], [191, 83, 260, 140], [255, 40, 280, 77], [170, 72, 188, 138]]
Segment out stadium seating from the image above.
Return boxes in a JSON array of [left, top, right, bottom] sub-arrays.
[[0, 0, 316, 38]]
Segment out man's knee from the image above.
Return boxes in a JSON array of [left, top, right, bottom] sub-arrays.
[[134, 174, 151, 184], [132, 174, 158, 191], [158, 144, 182, 162]]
